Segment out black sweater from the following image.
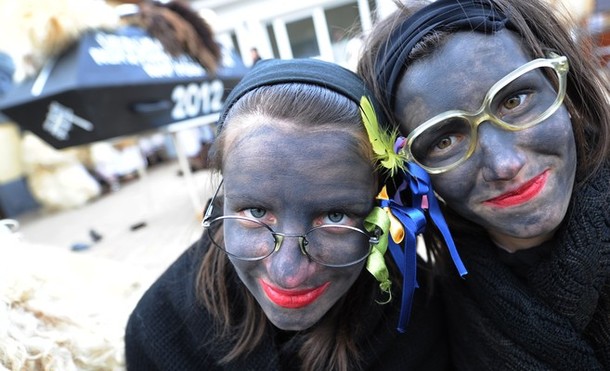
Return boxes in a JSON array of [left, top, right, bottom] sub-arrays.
[[440, 164, 610, 370], [125, 235, 452, 370]]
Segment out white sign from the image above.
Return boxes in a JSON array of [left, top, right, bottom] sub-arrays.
[[42, 101, 94, 141], [88, 33, 207, 78], [171, 80, 224, 121]]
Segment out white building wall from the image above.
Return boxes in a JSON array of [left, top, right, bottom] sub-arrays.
[[191, 0, 380, 69]]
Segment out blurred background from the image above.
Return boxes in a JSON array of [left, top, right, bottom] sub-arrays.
[[0, 0, 608, 369]]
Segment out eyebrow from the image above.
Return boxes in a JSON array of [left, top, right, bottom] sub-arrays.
[[224, 192, 373, 213]]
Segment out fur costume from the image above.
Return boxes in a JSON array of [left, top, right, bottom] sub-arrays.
[[0, 0, 222, 210], [0, 0, 221, 83], [123, 0, 221, 74], [0, 0, 120, 83], [0, 220, 156, 371], [0, 0, 222, 368]]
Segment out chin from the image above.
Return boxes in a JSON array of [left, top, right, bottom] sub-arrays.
[[260, 301, 330, 332], [267, 315, 320, 332]]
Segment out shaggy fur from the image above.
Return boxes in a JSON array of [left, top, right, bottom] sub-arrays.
[[122, 0, 221, 74], [0, 0, 120, 82], [0, 0, 222, 82]]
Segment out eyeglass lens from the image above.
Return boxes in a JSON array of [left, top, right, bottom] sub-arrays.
[[410, 65, 561, 170], [207, 217, 371, 266]]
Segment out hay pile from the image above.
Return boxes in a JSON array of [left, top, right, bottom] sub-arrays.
[[0, 221, 154, 370]]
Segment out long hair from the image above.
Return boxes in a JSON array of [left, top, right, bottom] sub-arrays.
[[195, 83, 396, 370]]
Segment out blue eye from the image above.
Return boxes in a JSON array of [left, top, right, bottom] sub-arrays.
[[247, 208, 266, 218], [326, 212, 345, 224]]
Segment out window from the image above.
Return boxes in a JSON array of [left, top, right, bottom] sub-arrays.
[[286, 17, 320, 59], [325, 3, 361, 67]]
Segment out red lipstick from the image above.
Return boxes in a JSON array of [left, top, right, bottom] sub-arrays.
[[484, 170, 549, 207], [260, 280, 330, 309]]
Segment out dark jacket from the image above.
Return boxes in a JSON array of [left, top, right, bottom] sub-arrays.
[[439, 164, 610, 370], [125, 233, 451, 370]]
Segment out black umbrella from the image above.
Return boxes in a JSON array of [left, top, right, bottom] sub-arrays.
[[0, 25, 248, 149]]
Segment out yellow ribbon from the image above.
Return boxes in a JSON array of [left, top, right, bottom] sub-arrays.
[[378, 187, 405, 244]]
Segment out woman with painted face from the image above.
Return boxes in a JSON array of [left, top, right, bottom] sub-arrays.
[[358, 0, 610, 369], [124, 58, 452, 370]]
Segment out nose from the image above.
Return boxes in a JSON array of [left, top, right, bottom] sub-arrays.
[[267, 233, 311, 288], [476, 122, 526, 181]]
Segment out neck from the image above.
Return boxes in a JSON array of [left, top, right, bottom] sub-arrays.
[[488, 228, 557, 253]]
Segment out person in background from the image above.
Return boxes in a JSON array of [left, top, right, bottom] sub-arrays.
[[250, 47, 262, 66], [358, 0, 610, 369], [124, 58, 451, 370]]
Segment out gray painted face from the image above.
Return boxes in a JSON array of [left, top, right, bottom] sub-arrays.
[[222, 124, 376, 330], [394, 30, 577, 252]]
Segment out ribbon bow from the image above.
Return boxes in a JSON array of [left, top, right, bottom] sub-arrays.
[[364, 128, 468, 332], [394, 136, 468, 278], [365, 187, 427, 333], [405, 162, 468, 278], [371, 138, 468, 333], [380, 190, 426, 332]]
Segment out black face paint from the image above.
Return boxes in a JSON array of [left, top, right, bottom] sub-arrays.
[[395, 31, 576, 251], [223, 126, 376, 330]]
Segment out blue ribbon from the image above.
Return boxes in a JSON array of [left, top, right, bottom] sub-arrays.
[[380, 138, 468, 332], [406, 162, 468, 277], [380, 198, 426, 332]]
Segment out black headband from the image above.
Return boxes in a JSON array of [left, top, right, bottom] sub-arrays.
[[375, 0, 510, 111], [217, 58, 385, 133]]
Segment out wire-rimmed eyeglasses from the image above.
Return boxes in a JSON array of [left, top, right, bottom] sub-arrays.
[[201, 181, 379, 268]]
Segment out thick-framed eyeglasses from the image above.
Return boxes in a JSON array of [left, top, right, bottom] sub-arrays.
[[402, 53, 569, 174], [201, 181, 379, 268]]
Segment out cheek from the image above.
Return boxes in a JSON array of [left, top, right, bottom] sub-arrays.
[[326, 264, 366, 299], [224, 227, 272, 258], [229, 258, 259, 290], [430, 169, 476, 205], [528, 112, 574, 152], [508, 102, 572, 148]]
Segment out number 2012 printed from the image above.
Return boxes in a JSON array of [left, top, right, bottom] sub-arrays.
[[171, 80, 224, 120]]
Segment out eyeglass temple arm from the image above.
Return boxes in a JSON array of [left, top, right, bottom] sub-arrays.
[[202, 179, 224, 223], [370, 227, 381, 245]]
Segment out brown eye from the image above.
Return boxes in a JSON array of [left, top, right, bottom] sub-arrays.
[[502, 94, 526, 110], [436, 137, 453, 150], [428, 133, 465, 159]]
